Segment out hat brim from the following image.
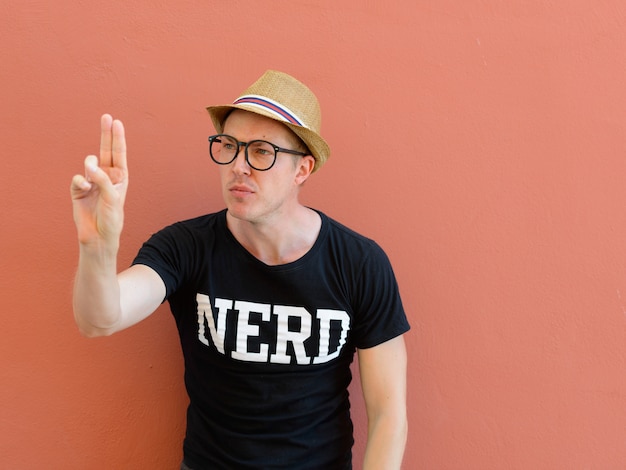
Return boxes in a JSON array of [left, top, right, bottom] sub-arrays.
[[207, 104, 330, 173]]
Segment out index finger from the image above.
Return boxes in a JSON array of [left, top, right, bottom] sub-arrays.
[[99, 114, 114, 167]]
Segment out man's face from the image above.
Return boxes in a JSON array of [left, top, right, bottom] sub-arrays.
[[219, 110, 314, 225]]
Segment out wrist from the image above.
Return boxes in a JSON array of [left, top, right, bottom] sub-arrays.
[[78, 239, 120, 268]]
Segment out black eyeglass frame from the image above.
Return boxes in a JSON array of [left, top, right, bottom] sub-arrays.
[[208, 134, 309, 171]]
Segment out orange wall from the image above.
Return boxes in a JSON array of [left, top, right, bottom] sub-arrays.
[[2, 1, 626, 468]]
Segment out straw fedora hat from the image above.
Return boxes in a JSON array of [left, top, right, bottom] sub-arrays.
[[206, 70, 330, 172]]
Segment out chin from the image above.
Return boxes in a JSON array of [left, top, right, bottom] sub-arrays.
[[226, 204, 258, 223], [227, 202, 281, 226]]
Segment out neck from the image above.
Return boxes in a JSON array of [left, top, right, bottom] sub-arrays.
[[226, 205, 321, 265]]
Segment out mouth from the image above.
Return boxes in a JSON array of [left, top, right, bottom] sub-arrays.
[[228, 184, 254, 198]]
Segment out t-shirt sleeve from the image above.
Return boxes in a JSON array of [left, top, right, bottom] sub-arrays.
[[131, 222, 196, 300], [350, 242, 410, 349]]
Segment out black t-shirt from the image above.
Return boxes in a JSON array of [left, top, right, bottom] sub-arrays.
[[133, 209, 410, 469]]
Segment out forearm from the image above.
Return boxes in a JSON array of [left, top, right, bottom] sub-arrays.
[[363, 410, 408, 469], [73, 242, 122, 337], [359, 336, 408, 469]]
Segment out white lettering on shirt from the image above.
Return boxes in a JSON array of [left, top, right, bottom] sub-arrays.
[[195, 294, 350, 365], [271, 305, 312, 365], [231, 300, 271, 362], [197, 294, 229, 354], [314, 309, 351, 364]]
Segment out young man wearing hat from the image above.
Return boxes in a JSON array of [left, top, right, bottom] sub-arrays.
[[70, 71, 410, 469]]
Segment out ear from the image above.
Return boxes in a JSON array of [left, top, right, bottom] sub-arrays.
[[294, 155, 316, 185]]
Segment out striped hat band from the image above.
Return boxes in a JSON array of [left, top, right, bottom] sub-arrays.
[[232, 95, 307, 128]]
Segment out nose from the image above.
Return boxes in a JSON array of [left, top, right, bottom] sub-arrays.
[[231, 143, 250, 174]]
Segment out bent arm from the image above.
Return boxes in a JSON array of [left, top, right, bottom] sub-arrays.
[[73, 261, 165, 337], [358, 335, 408, 469], [70, 114, 165, 336]]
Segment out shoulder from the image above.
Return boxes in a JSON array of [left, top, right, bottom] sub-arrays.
[[138, 210, 228, 257], [156, 210, 226, 239], [170, 209, 226, 231], [133, 210, 228, 296], [317, 210, 387, 258]]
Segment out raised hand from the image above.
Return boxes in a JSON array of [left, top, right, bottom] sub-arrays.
[[70, 114, 128, 250]]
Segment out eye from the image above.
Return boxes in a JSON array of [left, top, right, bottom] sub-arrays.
[[249, 141, 274, 157]]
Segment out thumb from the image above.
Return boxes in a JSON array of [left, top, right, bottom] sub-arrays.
[[84, 155, 117, 197]]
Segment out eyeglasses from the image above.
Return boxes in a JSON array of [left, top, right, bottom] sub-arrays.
[[208, 134, 308, 171]]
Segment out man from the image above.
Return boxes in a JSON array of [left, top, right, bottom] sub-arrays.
[[70, 70, 409, 469]]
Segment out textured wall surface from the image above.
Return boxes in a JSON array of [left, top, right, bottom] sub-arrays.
[[2, 1, 626, 468]]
